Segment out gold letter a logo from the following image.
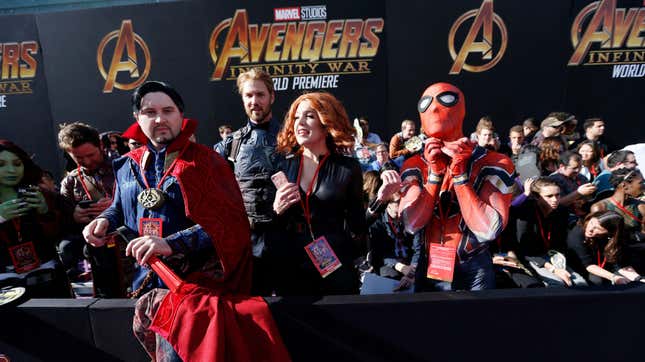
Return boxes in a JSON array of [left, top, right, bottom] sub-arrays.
[[97, 20, 151, 93], [448, 0, 508, 74]]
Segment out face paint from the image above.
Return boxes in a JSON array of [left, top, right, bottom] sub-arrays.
[[417, 83, 465, 141]]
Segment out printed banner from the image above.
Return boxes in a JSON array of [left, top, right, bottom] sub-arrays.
[[35, 1, 213, 158], [203, 0, 388, 138], [0, 14, 58, 175], [564, 0, 645, 147], [0, 0, 641, 178]]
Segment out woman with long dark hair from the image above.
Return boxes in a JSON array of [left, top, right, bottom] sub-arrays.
[[271, 92, 366, 296], [567, 211, 645, 286], [0, 140, 72, 298], [576, 140, 601, 182]]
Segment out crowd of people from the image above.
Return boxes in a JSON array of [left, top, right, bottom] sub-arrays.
[[1, 68, 644, 310]]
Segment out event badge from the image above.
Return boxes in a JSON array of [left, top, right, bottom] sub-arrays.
[[8, 242, 41, 274], [139, 218, 163, 237], [427, 243, 456, 282], [304, 236, 342, 278]]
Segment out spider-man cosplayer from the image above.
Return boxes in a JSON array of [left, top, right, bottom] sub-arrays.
[[398, 82, 515, 290]]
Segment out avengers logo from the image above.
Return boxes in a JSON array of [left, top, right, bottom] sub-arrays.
[[208, 9, 384, 81], [448, 0, 508, 75], [97, 20, 151, 93], [569, 0, 645, 66], [0, 41, 38, 95]]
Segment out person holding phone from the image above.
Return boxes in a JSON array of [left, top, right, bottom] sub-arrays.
[[271, 91, 367, 296], [57, 122, 117, 296], [0, 140, 72, 298]]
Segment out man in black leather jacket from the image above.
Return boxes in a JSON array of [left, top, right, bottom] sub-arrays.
[[215, 68, 281, 295]]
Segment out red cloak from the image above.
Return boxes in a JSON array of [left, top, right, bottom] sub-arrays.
[[123, 119, 290, 361]]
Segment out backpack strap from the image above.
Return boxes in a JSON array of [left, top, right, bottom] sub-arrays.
[[226, 125, 251, 163]]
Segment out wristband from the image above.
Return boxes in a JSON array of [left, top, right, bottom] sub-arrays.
[[367, 198, 387, 215], [453, 173, 468, 185], [427, 173, 443, 184]]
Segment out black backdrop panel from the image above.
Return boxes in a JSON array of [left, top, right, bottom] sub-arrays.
[[201, 0, 388, 138], [0, 14, 58, 175], [35, 1, 213, 163], [0, 0, 642, 177], [5, 287, 645, 362], [386, 0, 572, 138], [565, 0, 645, 147]]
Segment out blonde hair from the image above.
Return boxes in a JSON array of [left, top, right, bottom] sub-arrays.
[[236, 68, 274, 95], [401, 119, 415, 130], [476, 116, 494, 134]]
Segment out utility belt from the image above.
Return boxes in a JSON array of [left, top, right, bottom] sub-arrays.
[[248, 218, 274, 231]]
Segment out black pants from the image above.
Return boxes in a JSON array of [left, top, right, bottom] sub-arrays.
[[251, 256, 274, 296]]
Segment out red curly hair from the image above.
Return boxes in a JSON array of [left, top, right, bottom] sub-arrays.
[[277, 92, 356, 155]]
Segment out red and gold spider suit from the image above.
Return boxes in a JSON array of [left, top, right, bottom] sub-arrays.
[[399, 83, 515, 290]]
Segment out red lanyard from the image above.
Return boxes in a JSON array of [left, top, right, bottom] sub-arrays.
[[597, 250, 607, 269], [139, 143, 189, 190], [610, 197, 642, 224], [535, 210, 551, 249], [296, 153, 330, 240], [388, 215, 405, 244], [436, 171, 454, 244], [590, 165, 599, 178], [77, 165, 107, 200], [11, 219, 22, 243], [387, 215, 398, 237]]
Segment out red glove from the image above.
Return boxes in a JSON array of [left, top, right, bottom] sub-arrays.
[[424, 137, 449, 176], [444, 138, 474, 177]]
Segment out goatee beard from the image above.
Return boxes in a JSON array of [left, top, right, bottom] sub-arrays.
[[154, 136, 174, 144], [249, 109, 269, 123]]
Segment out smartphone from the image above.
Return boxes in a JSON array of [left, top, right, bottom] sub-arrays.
[[78, 199, 98, 209], [17, 187, 29, 199], [17, 185, 36, 199], [271, 171, 289, 189]]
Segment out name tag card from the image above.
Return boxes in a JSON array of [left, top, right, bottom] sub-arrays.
[[139, 217, 163, 237], [304, 236, 342, 278], [427, 243, 456, 282], [9, 242, 41, 274]]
